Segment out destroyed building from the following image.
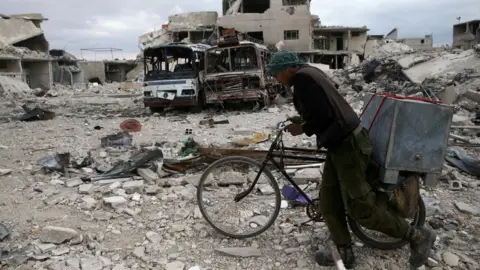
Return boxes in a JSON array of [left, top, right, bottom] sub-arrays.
[[168, 12, 217, 43], [218, 0, 313, 52], [0, 13, 53, 90], [104, 60, 137, 82], [309, 25, 369, 69], [139, 11, 217, 50], [453, 19, 480, 50], [50, 49, 84, 86]]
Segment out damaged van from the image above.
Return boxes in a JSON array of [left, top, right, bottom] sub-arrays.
[[142, 43, 210, 112], [202, 41, 284, 106]]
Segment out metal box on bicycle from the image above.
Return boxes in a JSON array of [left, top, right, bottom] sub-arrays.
[[361, 93, 454, 186]]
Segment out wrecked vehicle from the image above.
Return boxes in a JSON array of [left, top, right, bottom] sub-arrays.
[[202, 39, 284, 106], [142, 43, 210, 112]]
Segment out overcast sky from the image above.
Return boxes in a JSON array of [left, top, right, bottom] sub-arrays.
[[1, 0, 478, 60]]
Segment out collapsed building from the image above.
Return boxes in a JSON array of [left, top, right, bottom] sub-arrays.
[[0, 13, 52, 90], [453, 19, 480, 50], [49, 49, 84, 86], [309, 24, 368, 68]]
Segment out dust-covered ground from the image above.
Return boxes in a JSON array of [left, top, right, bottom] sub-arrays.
[[0, 91, 479, 270]]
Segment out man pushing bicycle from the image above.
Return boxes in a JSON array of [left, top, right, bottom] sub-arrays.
[[267, 50, 436, 269]]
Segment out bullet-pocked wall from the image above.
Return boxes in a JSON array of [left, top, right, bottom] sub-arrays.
[[218, 0, 313, 52]]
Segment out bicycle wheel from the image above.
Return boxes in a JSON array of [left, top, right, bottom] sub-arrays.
[[348, 196, 426, 250], [197, 156, 281, 239]]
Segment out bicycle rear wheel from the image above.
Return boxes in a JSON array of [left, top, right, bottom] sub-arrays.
[[348, 195, 426, 250], [196, 156, 281, 239]]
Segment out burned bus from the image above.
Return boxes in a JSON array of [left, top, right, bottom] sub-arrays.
[[142, 43, 210, 112], [202, 41, 284, 106]]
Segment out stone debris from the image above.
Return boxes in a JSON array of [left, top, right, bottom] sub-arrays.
[[38, 226, 78, 244], [215, 247, 263, 257]]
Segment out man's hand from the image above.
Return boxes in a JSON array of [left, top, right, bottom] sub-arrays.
[[287, 115, 303, 124], [286, 123, 304, 136]]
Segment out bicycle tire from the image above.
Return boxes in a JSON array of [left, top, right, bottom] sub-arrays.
[[196, 156, 281, 239], [348, 195, 426, 250]]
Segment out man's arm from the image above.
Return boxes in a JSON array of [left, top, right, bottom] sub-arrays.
[[291, 74, 335, 137]]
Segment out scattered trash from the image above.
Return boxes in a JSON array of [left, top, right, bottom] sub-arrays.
[[281, 185, 312, 206], [120, 119, 142, 132], [445, 147, 480, 177], [37, 152, 70, 172], [180, 136, 198, 157], [82, 147, 163, 181], [199, 118, 229, 127], [19, 105, 55, 122], [231, 133, 270, 147], [100, 132, 133, 148]]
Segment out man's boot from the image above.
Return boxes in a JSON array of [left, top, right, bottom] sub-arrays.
[[314, 245, 355, 269], [407, 226, 437, 268]]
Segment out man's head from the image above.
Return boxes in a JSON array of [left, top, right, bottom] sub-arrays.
[[267, 50, 306, 86]]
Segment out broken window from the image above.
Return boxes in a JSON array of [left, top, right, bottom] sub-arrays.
[[143, 46, 203, 81], [284, 30, 299, 40], [247, 32, 264, 42], [351, 32, 360, 37], [282, 0, 307, 5], [206, 45, 259, 73], [242, 0, 270, 13], [421, 39, 425, 44]]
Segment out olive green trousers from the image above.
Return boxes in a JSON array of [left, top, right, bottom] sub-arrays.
[[319, 128, 411, 246]]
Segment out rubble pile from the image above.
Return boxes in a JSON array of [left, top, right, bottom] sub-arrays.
[[330, 41, 480, 111], [0, 36, 480, 269], [0, 98, 479, 269]]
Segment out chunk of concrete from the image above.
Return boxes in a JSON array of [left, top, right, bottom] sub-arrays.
[[122, 180, 144, 194], [38, 226, 78, 244], [78, 184, 94, 194], [103, 196, 127, 209]]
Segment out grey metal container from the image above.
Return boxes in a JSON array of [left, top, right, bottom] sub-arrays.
[[361, 93, 454, 186]]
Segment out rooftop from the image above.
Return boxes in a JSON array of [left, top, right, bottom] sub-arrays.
[[314, 25, 369, 32], [454, 19, 480, 26]]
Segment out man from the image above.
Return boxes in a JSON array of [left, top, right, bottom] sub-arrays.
[[267, 51, 436, 269]]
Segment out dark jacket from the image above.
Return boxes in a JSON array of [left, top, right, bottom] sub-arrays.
[[291, 66, 360, 149]]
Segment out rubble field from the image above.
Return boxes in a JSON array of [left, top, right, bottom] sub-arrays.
[[0, 42, 480, 270]]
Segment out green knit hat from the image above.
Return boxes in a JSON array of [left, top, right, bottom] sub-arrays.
[[267, 50, 306, 76]]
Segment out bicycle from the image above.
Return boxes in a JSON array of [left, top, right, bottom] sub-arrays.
[[196, 120, 426, 250]]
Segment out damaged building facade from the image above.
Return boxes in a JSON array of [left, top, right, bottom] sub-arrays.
[[310, 24, 368, 69], [0, 13, 53, 90], [218, 0, 313, 52], [50, 49, 84, 86], [139, 11, 217, 50], [453, 20, 480, 50]]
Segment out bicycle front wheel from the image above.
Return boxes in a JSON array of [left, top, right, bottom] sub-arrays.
[[196, 156, 281, 239]]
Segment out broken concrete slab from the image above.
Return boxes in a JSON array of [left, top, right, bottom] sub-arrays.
[[103, 196, 127, 209], [454, 201, 479, 215], [66, 178, 84, 188], [122, 180, 144, 194], [38, 226, 78, 244], [215, 247, 263, 257]]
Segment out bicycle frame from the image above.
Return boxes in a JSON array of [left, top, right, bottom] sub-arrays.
[[234, 121, 326, 204]]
